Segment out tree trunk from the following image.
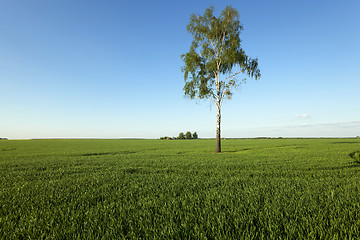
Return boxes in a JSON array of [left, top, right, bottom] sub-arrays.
[[215, 105, 221, 153]]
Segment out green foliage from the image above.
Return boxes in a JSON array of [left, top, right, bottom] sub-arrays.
[[181, 6, 260, 102], [178, 132, 185, 139], [185, 131, 192, 139], [161, 132, 198, 140], [160, 136, 173, 140], [1, 139, 360, 238], [193, 132, 198, 139]]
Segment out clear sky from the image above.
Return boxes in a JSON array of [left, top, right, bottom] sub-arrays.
[[1, 0, 359, 139]]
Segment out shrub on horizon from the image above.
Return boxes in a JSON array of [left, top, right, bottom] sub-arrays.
[[185, 131, 192, 140], [178, 132, 185, 139]]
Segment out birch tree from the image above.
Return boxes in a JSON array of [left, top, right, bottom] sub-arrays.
[[181, 6, 261, 153]]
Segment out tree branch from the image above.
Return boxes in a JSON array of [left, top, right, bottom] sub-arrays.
[[223, 70, 244, 82], [206, 96, 217, 105], [220, 70, 245, 106]]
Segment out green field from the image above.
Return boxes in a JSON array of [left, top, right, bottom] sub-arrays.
[[1, 139, 360, 239]]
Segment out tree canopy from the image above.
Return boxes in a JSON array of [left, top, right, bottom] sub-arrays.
[[182, 6, 260, 104]]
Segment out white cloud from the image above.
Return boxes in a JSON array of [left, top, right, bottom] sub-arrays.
[[296, 113, 310, 118]]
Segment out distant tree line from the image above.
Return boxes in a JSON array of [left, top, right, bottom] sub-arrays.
[[0, 138, 8, 140], [160, 131, 198, 140]]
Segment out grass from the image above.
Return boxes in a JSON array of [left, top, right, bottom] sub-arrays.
[[1, 138, 360, 239]]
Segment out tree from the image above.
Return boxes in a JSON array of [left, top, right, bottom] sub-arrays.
[[181, 6, 260, 153], [178, 132, 185, 139], [193, 132, 198, 139], [185, 131, 192, 139]]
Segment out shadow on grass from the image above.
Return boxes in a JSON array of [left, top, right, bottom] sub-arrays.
[[80, 151, 136, 157], [333, 142, 360, 144], [223, 148, 251, 153], [1, 148, 16, 151], [306, 152, 360, 171], [318, 164, 360, 171]]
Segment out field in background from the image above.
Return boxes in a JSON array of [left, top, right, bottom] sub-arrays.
[[1, 139, 360, 238]]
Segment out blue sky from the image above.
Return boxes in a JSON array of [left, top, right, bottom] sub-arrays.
[[1, 0, 359, 139]]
